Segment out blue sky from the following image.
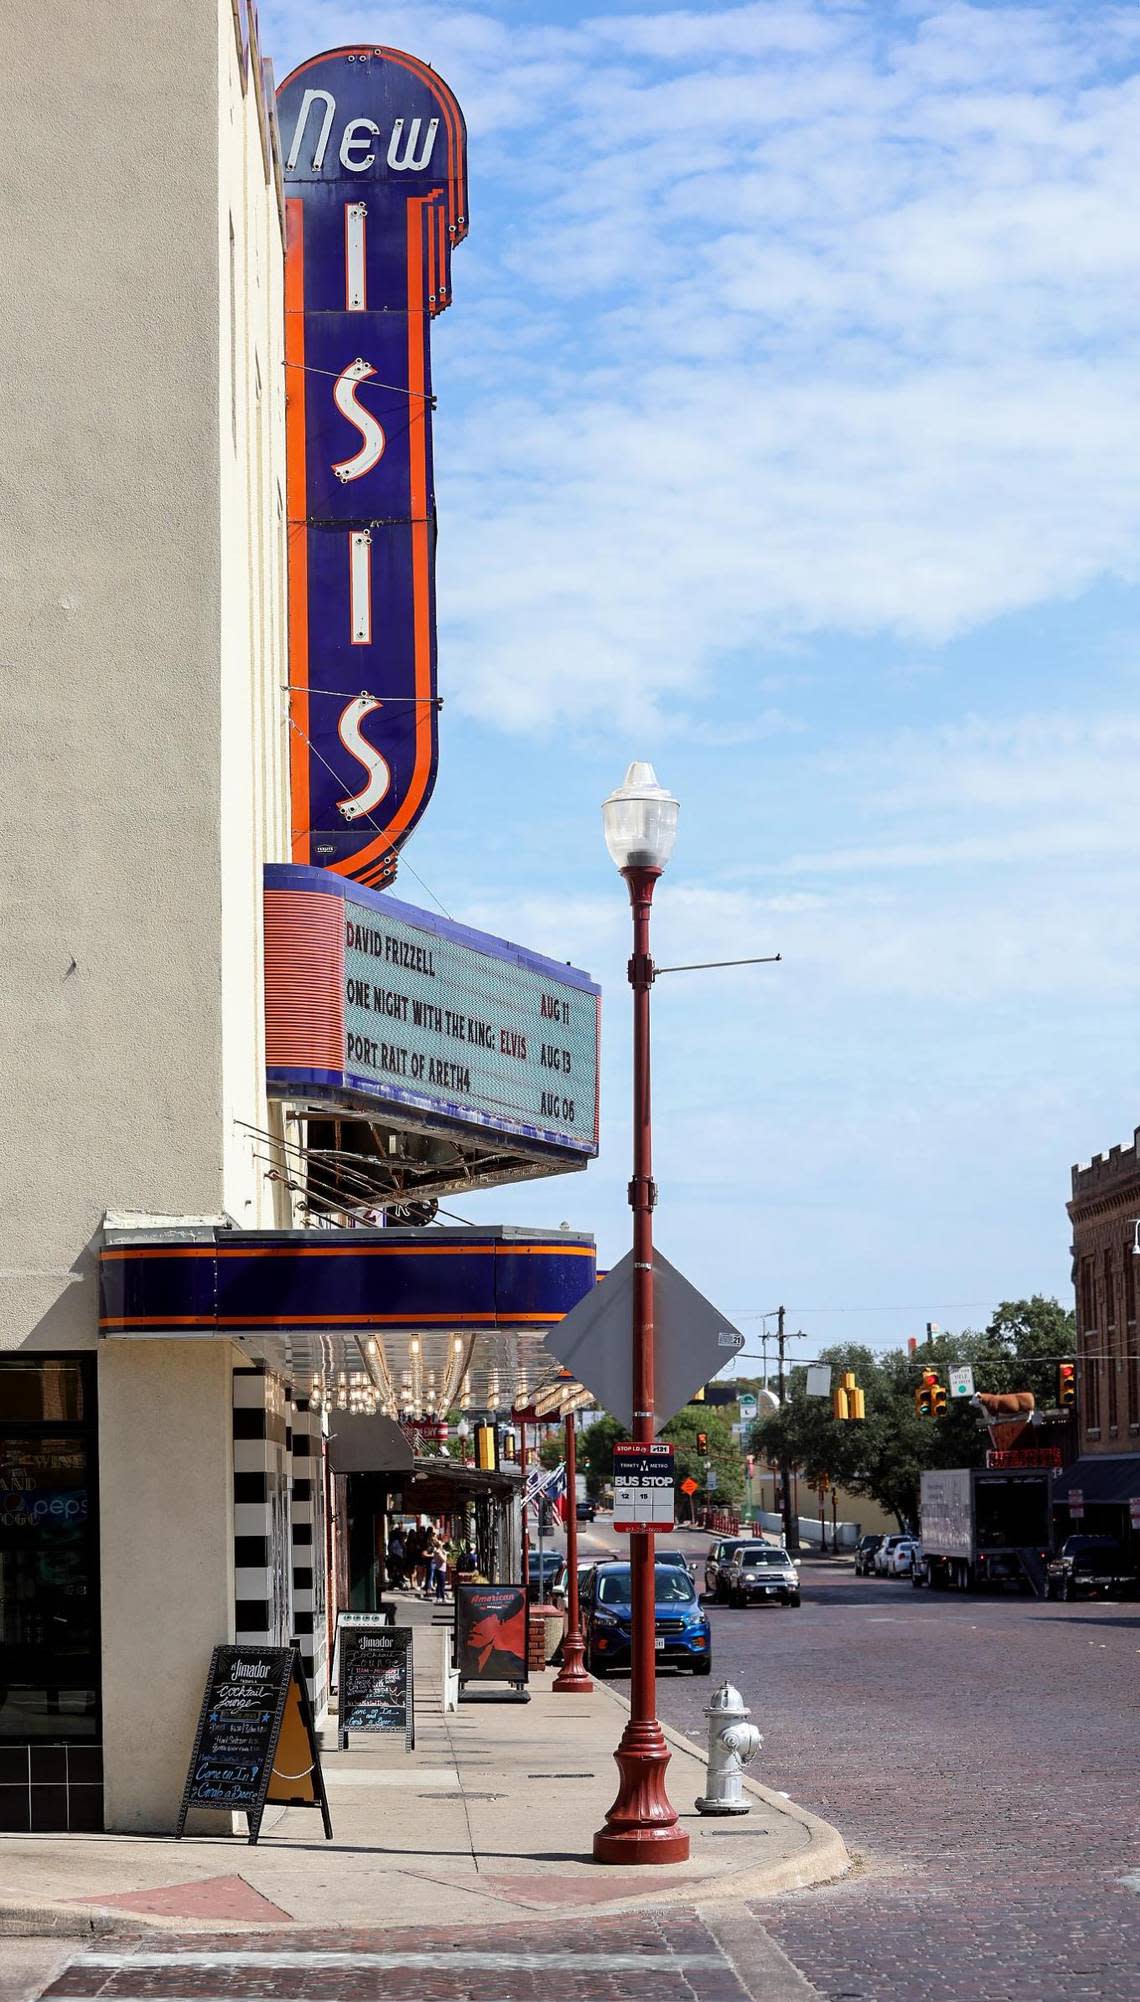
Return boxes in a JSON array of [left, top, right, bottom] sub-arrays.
[[264, 0, 1140, 1362]]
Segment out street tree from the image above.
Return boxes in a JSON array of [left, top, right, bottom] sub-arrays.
[[753, 1299, 1075, 1530], [572, 1406, 745, 1512], [661, 1406, 743, 1510], [576, 1413, 624, 1498]]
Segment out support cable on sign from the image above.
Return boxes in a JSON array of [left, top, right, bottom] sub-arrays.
[[284, 684, 443, 708], [243, 1124, 481, 1224], [655, 953, 782, 975], [241, 1125, 405, 1212], [235, 1116, 467, 1181], [284, 356, 436, 404], [285, 710, 454, 920], [254, 1156, 382, 1226], [250, 1145, 428, 1224]]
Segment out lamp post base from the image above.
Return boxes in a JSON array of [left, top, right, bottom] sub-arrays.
[[552, 1628, 593, 1694], [592, 1718, 690, 1864]]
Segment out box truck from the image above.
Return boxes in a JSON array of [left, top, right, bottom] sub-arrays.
[[918, 1467, 1052, 1595]]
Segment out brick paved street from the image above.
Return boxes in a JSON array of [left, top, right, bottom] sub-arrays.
[[36, 1909, 814, 2002], [28, 1551, 1140, 2002], [660, 1555, 1140, 2001]]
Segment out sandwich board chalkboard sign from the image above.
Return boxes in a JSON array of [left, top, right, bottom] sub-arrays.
[[338, 1622, 414, 1749], [176, 1645, 332, 1845], [330, 1606, 395, 1688]]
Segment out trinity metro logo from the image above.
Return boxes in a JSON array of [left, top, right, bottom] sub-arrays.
[[277, 48, 468, 890]]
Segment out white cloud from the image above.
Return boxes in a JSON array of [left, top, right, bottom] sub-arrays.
[[266, 3, 1140, 737], [263, 1, 1139, 1339]]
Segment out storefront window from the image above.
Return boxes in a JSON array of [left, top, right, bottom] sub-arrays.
[[0, 1364, 85, 1425], [0, 1365, 98, 1739]]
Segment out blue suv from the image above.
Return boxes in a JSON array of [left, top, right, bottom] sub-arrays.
[[581, 1559, 712, 1676]]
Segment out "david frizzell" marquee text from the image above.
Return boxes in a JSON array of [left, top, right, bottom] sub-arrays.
[[345, 917, 581, 1124]]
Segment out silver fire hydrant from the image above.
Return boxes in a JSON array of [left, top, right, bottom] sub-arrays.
[[696, 1681, 763, 1816]]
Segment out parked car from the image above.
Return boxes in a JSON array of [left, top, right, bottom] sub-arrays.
[[1045, 1535, 1137, 1602], [873, 1534, 912, 1576], [656, 1548, 697, 1578], [882, 1537, 919, 1577], [582, 1560, 712, 1675], [704, 1537, 750, 1599], [575, 1498, 596, 1522], [853, 1534, 884, 1577], [724, 1544, 800, 1608], [526, 1549, 563, 1603]]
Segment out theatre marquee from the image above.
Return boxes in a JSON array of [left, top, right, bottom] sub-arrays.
[[264, 864, 600, 1201]]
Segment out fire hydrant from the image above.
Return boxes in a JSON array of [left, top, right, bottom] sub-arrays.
[[696, 1681, 763, 1816]]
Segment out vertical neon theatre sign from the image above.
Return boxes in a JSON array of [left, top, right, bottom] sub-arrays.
[[277, 48, 468, 888]]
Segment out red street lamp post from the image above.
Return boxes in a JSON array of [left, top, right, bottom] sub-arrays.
[[593, 763, 689, 1866], [552, 1410, 592, 1694]]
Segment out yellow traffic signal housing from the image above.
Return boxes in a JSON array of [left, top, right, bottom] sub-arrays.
[[915, 1369, 937, 1419], [1059, 1362, 1075, 1409], [833, 1368, 864, 1420], [475, 1423, 498, 1471], [696, 1430, 709, 1454], [931, 1384, 948, 1418]]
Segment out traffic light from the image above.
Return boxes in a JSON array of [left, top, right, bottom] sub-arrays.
[[1059, 1362, 1076, 1409], [696, 1430, 709, 1454], [475, 1423, 498, 1471], [931, 1382, 948, 1419], [833, 1369, 865, 1420], [915, 1369, 938, 1419]]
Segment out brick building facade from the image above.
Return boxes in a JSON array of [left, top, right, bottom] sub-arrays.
[[1067, 1131, 1140, 1456]]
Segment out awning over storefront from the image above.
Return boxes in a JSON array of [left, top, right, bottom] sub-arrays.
[[1051, 1455, 1140, 1506], [97, 1222, 595, 1414], [405, 1456, 521, 1511]]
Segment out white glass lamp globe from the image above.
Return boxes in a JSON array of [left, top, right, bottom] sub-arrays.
[[601, 762, 679, 873]]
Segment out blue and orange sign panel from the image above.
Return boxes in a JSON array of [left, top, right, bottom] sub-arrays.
[[98, 1231, 596, 1337], [276, 47, 468, 888]]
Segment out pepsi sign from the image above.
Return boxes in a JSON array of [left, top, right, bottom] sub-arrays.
[[277, 47, 468, 888]]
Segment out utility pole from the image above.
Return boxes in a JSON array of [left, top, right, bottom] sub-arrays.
[[776, 1306, 801, 1555]]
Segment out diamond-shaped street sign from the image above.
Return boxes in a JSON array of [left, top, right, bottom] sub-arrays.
[[543, 1247, 747, 1433]]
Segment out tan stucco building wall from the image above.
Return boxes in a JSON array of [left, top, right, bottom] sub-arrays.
[[98, 1341, 243, 1832], [0, 0, 290, 1361], [0, 1, 291, 1831]]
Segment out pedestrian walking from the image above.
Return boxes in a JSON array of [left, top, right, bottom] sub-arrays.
[[423, 1527, 447, 1601], [403, 1522, 425, 1592], [387, 1525, 406, 1589]]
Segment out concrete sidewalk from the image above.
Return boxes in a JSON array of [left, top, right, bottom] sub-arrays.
[[0, 1598, 847, 1934]]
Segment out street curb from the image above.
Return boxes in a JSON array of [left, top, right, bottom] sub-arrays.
[[0, 1901, 125, 1938], [590, 1677, 851, 1905], [0, 1685, 849, 1939]]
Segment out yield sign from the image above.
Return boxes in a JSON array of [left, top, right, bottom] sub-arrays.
[[543, 1247, 746, 1433]]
